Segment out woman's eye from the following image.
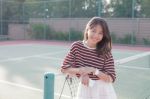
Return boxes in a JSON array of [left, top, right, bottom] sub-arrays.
[[92, 30, 95, 33]]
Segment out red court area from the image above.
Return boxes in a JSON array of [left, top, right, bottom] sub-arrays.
[[0, 40, 149, 51]]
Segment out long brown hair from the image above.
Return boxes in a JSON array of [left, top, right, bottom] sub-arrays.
[[84, 17, 112, 55]]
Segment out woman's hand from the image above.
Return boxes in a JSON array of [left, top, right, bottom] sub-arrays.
[[61, 68, 68, 74], [81, 74, 89, 86], [79, 67, 96, 75], [98, 73, 113, 82]]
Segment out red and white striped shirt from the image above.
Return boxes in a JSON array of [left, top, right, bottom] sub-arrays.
[[62, 41, 116, 82]]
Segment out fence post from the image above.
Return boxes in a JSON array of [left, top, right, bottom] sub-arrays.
[[44, 72, 55, 99]]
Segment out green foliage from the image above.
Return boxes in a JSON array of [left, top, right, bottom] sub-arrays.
[[143, 38, 150, 45], [70, 28, 83, 41], [51, 32, 69, 41], [0, 35, 9, 41], [1, 0, 150, 23], [29, 23, 83, 41], [111, 33, 150, 45], [118, 34, 136, 44], [30, 24, 53, 39], [141, 0, 150, 17], [110, 32, 118, 43], [111, 33, 137, 44], [109, 0, 133, 17]]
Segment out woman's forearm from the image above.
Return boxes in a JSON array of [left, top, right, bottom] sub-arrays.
[[96, 71, 113, 82], [61, 67, 112, 82], [61, 68, 79, 75]]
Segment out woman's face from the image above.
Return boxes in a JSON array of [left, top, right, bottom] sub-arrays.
[[87, 24, 103, 45]]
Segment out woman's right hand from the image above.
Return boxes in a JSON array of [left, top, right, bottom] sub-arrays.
[[78, 67, 96, 75], [61, 68, 67, 73], [81, 74, 89, 86]]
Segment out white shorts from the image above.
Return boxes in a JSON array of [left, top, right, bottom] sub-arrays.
[[76, 80, 117, 99]]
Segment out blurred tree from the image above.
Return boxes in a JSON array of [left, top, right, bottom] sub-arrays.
[[109, 0, 133, 17], [71, 0, 97, 17], [140, 0, 150, 17], [108, 0, 150, 18]]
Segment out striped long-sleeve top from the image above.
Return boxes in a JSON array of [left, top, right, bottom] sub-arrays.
[[62, 41, 116, 82]]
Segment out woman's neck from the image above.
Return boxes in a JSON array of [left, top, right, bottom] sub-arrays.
[[85, 40, 96, 48]]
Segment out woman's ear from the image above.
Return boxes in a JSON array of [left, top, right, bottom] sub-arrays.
[[86, 32, 88, 40], [108, 42, 112, 50]]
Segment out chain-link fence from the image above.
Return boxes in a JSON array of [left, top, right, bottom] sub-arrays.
[[0, 0, 150, 45]]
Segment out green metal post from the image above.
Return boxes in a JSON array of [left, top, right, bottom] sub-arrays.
[[97, 0, 102, 17], [44, 72, 55, 99], [22, 3, 25, 40], [131, 0, 135, 44], [132, 0, 135, 18], [0, 0, 3, 35], [44, 1, 46, 40], [148, 55, 150, 68], [68, 0, 72, 41]]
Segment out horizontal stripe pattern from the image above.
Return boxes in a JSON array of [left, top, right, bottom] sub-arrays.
[[62, 41, 116, 82]]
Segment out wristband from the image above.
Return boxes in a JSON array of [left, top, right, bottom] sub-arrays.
[[94, 69, 100, 75]]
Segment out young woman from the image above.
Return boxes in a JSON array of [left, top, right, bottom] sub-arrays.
[[61, 17, 117, 99]]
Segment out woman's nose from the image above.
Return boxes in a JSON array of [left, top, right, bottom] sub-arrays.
[[93, 32, 99, 37]]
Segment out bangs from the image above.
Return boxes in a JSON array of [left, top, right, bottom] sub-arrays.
[[89, 22, 101, 30]]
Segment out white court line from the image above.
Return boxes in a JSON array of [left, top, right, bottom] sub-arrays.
[[115, 51, 150, 70], [37, 56, 63, 61], [117, 65, 150, 70], [0, 44, 34, 47], [0, 50, 66, 63], [0, 80, 71, 99], [115, 51, 150, 65], [0, 80, 42, 92]]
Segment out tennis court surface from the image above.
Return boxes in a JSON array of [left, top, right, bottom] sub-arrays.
[[0, 41, 150, 99]]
